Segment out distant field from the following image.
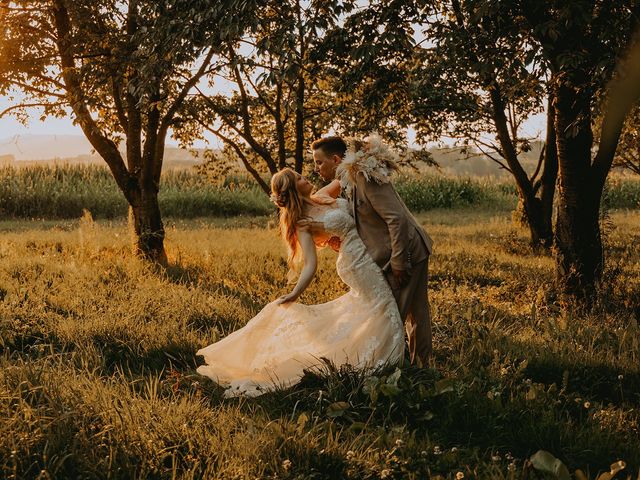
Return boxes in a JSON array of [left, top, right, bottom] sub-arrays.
[[0, 208, 639, 478], [0, 164, 639, 220]]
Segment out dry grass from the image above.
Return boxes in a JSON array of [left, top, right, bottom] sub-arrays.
[[0, 207, 639, 479]]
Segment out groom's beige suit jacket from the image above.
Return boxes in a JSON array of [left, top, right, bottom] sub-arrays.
[[349, 173, 433, 274]]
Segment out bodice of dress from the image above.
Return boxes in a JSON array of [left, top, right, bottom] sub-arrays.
[[308, 198, 355, 241]]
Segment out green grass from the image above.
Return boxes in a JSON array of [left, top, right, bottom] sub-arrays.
[[0, 165, 273, 219], [2, 164, 638, 220], [1, 207, 639, 479]]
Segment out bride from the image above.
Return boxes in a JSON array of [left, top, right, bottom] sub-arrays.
[[196, 167, 405, 397]]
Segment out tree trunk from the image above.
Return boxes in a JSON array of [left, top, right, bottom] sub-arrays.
[[538, 100, 558, 247], [130, 186, 167, 264], [526, 97, 559, 250], [294, 73, 305, 173], [520, 196, 552, 250], [294, 10, 306, 174], [553, 81, 602, 300], [489, 84, 554, 250]]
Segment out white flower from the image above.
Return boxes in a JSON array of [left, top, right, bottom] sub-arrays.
[[395, 439, 405, 448], [346, 450, 355, 460], [456, 472, 465, 479], [433, 445, 442, 455], [380, 468, 392, 479], [282, 459, 292, 471]]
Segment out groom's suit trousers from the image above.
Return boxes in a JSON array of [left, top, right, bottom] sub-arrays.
[[386, 257, 432, 366]]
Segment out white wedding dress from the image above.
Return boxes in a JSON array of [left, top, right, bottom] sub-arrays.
[[196, 198, 405, 397]]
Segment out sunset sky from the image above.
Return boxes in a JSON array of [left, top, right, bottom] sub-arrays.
[[0, 94, 548, 160]]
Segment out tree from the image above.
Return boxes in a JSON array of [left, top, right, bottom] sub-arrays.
[[0, 0, 255, 262], [514, 0, 640, 299], [174, 0, 353, 193], [328, 0, 639, 300], [323, 0, 558, 249]]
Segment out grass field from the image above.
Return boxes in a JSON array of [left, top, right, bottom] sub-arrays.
[[1, 203, 639, 479], [1, 164, 639, 220]]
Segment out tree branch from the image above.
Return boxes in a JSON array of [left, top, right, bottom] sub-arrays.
[[0, 102, 64, 118], [196, 117, 270, 193], [52, 0, 131, 199]]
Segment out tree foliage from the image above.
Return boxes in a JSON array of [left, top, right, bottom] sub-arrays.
[[0, 0, 257, 260], [174, 0, 355, 192]]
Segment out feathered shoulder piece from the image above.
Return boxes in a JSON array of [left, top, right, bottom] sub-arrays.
[[336, 134, 399, 197]]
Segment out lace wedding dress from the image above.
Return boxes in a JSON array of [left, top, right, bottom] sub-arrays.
[[196, 198, 404, 397]]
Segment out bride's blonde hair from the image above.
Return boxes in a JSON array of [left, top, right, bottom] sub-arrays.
[[271, 168, 334, 268], [270, 168, 307, 267]]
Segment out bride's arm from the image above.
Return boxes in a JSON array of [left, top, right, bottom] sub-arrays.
[[313, 179, 341, 199], [275, 228, 318, 305]]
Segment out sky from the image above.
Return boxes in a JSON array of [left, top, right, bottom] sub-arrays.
[[0, 94, 548, 160]]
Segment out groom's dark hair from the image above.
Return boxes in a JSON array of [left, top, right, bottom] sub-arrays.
[[311, 136, 347, 159]]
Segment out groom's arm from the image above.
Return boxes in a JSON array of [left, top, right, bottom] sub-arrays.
[[360, 177, 411, 273]]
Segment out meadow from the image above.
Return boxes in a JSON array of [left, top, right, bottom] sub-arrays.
[[0, 165, 639, 479], [1, 164, 639, 219]]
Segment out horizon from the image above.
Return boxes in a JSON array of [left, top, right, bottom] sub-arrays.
[[0, 97, 547, 160]]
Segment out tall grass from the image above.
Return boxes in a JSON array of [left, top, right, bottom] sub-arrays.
[[1, 164, 637, 221], [0, 209, 639, 478], [0, 165, 272, 219]]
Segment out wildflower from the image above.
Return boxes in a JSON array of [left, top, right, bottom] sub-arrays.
[[505, 452, 513, 461], [491, 454, 501, 462], [508, 462, 517, 472], [456, 472, 465, 479], [584, 401, 591, 409], [451, 447, 458, 453], [420, 450, 428, 457], [380, 468, 391, 479], [282, 459, 292, 471], [346, 450, 355, 460], [500, 367, 509, 376], [433, 445, 442, 455], [395, 439, 405, 448], [618, 374, 624, 380]]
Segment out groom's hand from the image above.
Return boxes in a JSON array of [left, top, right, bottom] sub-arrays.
[[392, 268, 410, 289], [327, 236, 341, 252]]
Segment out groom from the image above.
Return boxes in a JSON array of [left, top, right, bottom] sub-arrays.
[[311, 136, 434, 366]]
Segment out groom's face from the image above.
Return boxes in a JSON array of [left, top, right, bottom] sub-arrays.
[[313, 148, 341, 182]]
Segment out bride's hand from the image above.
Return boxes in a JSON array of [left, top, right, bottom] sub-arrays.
[[275, 292, 299, 305]]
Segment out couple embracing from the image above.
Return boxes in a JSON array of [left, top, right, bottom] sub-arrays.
[[197, 135, 433, 398]]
